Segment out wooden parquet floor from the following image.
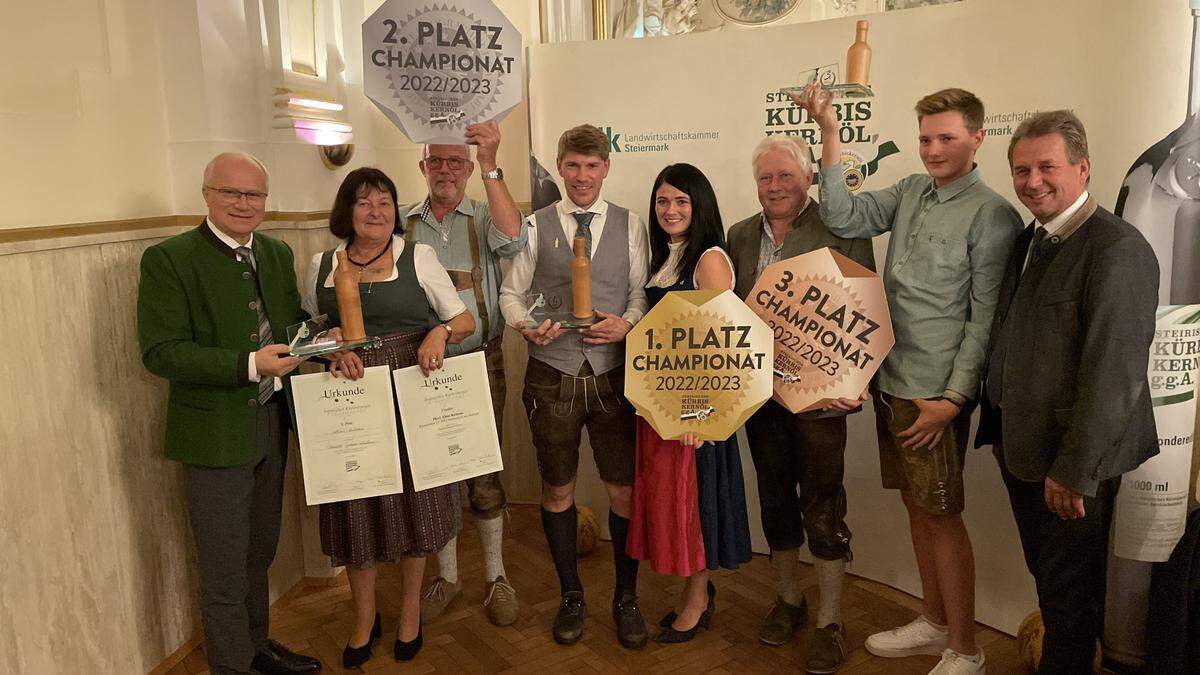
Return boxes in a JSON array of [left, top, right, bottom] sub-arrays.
[[165, 504, 1026, 674]]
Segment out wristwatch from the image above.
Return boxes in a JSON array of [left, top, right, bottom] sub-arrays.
[[481, 167, 504, 181], [440, 322, 454, 339]]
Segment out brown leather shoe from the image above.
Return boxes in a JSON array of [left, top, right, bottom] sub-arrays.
[[759, 596, 808, 646], [419, 577, 462, 624], [805, 623, 846, 674], [484, 576, 519, 626]]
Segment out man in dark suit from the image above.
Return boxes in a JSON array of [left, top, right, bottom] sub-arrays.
[[138, 153, 322, 675], [977, 111, 1159, 673], [726, 135, 874, 674]]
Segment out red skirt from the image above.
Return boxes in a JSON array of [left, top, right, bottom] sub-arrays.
[[626, 418, 706, 576]]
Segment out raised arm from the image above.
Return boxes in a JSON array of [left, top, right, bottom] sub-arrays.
[[794, 84, 906, 238], [468, 120, 527, 255]]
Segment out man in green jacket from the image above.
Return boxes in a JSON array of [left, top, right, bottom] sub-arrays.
[[137, 153, 321, 675]]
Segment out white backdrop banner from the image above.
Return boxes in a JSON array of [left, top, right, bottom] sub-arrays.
[[527, 0, 1191, 634]]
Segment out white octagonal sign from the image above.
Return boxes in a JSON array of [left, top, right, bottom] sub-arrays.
[[363, 0, 522, 144]]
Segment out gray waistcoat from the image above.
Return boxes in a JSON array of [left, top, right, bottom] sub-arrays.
[[529, 202, 630, 375]]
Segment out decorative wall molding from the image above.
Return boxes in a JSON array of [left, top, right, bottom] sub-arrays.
[[0, 212, 333, 257]]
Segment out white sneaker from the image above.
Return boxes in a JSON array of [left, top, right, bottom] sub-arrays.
[[864, 616, 949, 657], [929, 648, 986, 674]]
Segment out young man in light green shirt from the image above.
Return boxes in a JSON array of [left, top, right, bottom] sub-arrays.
[[797, 86, 1021, 674]]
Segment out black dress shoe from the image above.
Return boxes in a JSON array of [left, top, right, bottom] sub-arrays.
[[654, 608, 711, 644], [342, 613, 381, 669], [393, 626, 423, 662], [658, 580, 717, 628], [612, 593, 647, 649], [250, 640, 323, 674], [552, 591, 587, 645]]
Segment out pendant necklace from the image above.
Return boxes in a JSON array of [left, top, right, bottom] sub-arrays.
[[346, 238, 393, 295]]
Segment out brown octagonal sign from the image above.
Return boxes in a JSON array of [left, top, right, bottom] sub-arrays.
[[746, 247, 894, 413], [625, 290, 774, 441]]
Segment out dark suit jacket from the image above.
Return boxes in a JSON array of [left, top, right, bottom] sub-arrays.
[[137, 222, 307, 467], [727, 198, 876, 301], [976, 199, 1159, 496]]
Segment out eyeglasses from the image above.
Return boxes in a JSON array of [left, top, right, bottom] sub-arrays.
[[423, 156, 467, 170], [205, 186, 268, 205]]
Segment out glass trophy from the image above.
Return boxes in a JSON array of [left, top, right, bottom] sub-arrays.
[[520, 291, 596, 329], [781, 20, 874, 100], [286, 314, 382, 358], [780, 65, 873, 101]]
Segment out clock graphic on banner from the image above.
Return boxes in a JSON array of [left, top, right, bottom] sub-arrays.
[[714, 0, 801, 25]]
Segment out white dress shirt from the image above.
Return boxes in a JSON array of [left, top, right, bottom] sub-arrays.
[[499, 194, 649, 326], [1023, 191, 1090, 272], [302, 235, 468, 322]]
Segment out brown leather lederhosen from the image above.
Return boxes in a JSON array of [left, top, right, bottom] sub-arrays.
[[405, 212, 501, 354]]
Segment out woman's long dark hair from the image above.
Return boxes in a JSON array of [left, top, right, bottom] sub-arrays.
[[647, 163, 725, 283], [329, 167, 404, 241]]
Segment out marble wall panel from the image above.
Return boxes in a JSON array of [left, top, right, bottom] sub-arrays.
[[0, 221, 545, 673]]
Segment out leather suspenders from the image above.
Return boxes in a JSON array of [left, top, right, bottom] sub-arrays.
[[406, 211, 491, 342]]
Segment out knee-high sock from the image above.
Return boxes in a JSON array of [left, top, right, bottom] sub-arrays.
[[608, 510, 639, 599], [541, 505, 582, 594], [476, 515, 506, 582], [772, 548, 804, 606], [813, 557, 845, 627], [435, 535, 459, 584]]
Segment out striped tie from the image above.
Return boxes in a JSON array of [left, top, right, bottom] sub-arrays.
[[572, 211, 595, 258], [237, 247, 276, 405]]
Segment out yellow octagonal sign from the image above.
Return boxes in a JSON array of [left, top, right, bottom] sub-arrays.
[[747, 247, 894, 413], [626, 290, 774, 441]]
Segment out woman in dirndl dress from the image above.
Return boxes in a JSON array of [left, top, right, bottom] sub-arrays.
[[303, 167, 474, 667], [626, 163, 753, 643]]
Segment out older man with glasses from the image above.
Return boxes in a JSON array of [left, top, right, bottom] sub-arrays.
[[138, 153, 321, 674], [404, 121, 528, 627]]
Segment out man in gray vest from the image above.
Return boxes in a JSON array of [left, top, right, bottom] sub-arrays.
[[405, 121, 527, 627], [499, 124, 650, 649]]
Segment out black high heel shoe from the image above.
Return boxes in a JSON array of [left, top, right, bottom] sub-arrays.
[[654, 607, 712, 644], [394, 626, 423, 662], [658, 581, 717, 627], [342, 613, 382, 669]]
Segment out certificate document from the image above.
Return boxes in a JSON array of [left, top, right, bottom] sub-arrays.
[[392, 351, 503, 491], [292, 366, 404, 505]]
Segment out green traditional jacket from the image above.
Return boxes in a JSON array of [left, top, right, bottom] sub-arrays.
[[137, 222, 307, 467]]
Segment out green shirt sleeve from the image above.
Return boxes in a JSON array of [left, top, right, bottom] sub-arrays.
[[137, 245, 246, 387], [817, 165, 911, 238]]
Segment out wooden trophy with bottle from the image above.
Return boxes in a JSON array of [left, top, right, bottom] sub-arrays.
[[334, 250, 367, 341], [285, 250, 381, 357], [571, 236, 593, 322]]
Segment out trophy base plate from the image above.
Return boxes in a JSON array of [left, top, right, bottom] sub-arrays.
[[522, 315, 597, 330], [781, 83, 874, 99], [290, 336, 383, 358]]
